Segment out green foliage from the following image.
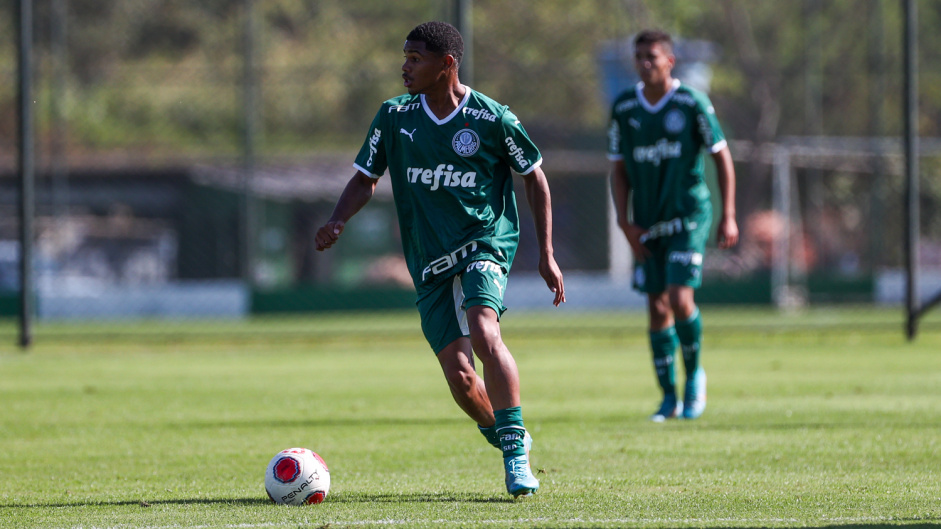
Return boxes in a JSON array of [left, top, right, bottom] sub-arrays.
[[2, 0, 940, 254], [1, 308, 940, 528], [4, 0, 940, 156]]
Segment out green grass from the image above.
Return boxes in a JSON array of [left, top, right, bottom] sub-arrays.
[[1, 307, 940, 528]]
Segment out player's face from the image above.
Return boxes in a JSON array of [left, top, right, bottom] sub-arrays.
[[402, 40, 449, 95], [634, 42, 674, 87]]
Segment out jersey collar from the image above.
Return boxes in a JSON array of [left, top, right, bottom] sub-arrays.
[[420, 86, 472, 125], [635, 79, 681, 113]]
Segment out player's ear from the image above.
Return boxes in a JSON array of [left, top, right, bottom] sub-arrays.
[[442, 53, 456, 71]]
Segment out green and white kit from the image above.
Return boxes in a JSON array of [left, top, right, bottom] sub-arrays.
[[354, 87, 542, 352], [607, 79, 727, 292]]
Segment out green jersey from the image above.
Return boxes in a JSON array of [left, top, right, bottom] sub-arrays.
[[607, 79, 726, 231], [354, 87, 542, 299]]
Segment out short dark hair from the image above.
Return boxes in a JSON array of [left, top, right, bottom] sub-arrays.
[[634, 29, 673, 54], [406, 21, 464, 68]]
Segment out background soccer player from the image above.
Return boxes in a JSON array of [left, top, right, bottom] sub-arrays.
[[315, 21, 565, 497], [607, 29, 738, 421]]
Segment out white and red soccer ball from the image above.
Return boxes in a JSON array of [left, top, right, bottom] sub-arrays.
[[265, 448, 330, 505]]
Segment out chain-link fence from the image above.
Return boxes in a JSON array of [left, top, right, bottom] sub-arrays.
[[1, 0, 940, 335]]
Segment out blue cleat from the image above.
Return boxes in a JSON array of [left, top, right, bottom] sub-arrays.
[[504, 454, 539, 497], [650, 392, 683, 422], [682, 368, 707, 419]]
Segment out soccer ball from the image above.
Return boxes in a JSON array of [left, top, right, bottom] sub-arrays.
[[264, 448, 331, 505]]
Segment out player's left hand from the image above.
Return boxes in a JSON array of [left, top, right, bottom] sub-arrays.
[[539, 255, 566, 307], [716, 215, 739, 249]]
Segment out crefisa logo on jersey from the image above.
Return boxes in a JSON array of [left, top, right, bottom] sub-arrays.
[[504, 137, 529, 169], [452, 129, 480, 157], [664, 109, 686, 134], [366, 128, 382, 166]]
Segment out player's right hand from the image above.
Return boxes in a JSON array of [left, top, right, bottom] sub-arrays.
[[538, 255, 566, 307], [315, 221, 345, 251], [622, 223, 651, 263]]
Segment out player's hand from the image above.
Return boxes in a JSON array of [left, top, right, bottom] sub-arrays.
[[539, 255, 566, 307], [622, 223, 651, 263], [315, 221, 345, 251], [716, 216, 739, 249]]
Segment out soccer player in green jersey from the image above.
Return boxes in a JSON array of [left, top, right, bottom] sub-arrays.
[[315, 21, 565, 497], [607, 30, 739, 421]]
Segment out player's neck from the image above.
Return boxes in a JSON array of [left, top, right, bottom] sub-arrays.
[[423, 79, 466, 120], [642, 77, 674, 106]]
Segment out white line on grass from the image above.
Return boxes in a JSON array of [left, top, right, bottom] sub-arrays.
[[80, 514, 931, 529]]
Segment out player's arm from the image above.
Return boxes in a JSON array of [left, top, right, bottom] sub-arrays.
[[609, 159, 651, 262], [520, 166, 565, 306], [315, 171, 377, 251], [711, 146, 739, 249]]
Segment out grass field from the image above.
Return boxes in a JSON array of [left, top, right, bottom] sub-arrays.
[[1, 307, 940, 528]]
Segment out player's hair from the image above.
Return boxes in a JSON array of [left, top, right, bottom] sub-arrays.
[[406, 21, 464, 69], [634, 29, 674, 55]]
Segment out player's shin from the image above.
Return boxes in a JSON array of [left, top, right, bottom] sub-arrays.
[[675, 307, 702, 380], [649, 327, 682, 421], [649, 327, 679, 396], [676, 308, 706, 418]]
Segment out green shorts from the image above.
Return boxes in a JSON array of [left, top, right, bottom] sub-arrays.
[[633, 211, 712, 294], [416, 260, 508, 354]]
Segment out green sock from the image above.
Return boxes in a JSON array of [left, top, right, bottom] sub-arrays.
[[649, 327, 679, 396], [675, 308, 702, 380], [494, 406, 526, 459], [478, 423, 500, 449]]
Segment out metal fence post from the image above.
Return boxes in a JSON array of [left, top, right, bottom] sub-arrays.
[[17, 0, 34, 349]]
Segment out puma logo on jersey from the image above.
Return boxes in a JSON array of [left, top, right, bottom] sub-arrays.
[[407, 164, 477, 191], [465, 261, 505, 294], [400, 128, 416, 141]]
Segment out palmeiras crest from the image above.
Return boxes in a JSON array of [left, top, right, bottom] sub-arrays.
[[664, 109, 686, 135], [452, 129, 480, 157]]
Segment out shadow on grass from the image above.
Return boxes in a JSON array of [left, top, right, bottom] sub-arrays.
[[1, 491, 513, 509], [528, 518, 941, 529], [327, 491, 514, 504], [177, 416, 468, 430], [702, 525, 941, 529], [542, 413, 941, 433], [1, 498, 270, 509]]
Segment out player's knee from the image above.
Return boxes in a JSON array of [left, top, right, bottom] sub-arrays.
[[469, 328, 505, 361], [467, 315, 502, 356], [668, 288, 696, 319], [647, 293, 672, 329]]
